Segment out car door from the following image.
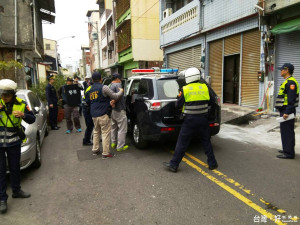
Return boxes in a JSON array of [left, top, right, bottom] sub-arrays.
[[126, 79, 140, 129], [27, 92, 45, 142]]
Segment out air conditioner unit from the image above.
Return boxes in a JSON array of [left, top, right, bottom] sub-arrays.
[[163, 8, 173, 19]]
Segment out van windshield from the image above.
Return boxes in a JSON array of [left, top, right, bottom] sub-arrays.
[[157, 79, 184, 99]]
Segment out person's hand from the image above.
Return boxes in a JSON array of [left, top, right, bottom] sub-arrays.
[[119, 88, 124, 92], [178, 91, 182, 98], [110, 100, 116, 108], [13, 110, 24, 118], [283, 114, 289, 120], [50, 104, 54, 108], [0, 104, 3, 110]]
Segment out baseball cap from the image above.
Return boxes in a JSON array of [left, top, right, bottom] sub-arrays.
[[277, 63, 294, 73], [66, 77, 74, 82], [112, 73, 121, 79], [92, 72, 101, 81]]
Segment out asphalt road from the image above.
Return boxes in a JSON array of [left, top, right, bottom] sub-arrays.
[[1, 118, 300, 225]]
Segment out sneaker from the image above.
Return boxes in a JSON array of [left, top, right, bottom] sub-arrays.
[[111, 143, 116, 149], [66, 130, 71, 134], [92, 150, 102, 156], [102, 153, 115, 159], [77, 128, 82, 133], [117, 145, 128, 152]]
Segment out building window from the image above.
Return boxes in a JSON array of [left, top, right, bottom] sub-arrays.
[[45, 44, 51, 50], [116, 20, 131, 53], [115, 0, 130, 20]]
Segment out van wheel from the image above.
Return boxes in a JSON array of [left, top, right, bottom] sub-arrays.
[[32, 137, 41, 168], [132, 122, 147, 149], [45, 125, 49, 137]]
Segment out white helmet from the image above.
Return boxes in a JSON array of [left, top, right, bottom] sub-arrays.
[[0, 79, 17, 94], [184, 67, 201, 84]]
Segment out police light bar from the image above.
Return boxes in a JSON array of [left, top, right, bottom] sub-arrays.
[[132, 68, 179, 74], [132, 69, 155, 73], [160, 68, 179, 73]]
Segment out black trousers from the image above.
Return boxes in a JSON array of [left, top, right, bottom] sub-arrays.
[[83, 108, 94, 144], [170, 114, 217, 167], [280, 111, 295, 158], [0, 145, 21, 201], [49, 104, 58, 129]]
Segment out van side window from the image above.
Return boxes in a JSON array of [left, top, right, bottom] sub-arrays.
[[138, 79, 154, 99]]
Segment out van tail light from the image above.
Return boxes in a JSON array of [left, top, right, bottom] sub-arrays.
[[161, 127, 175, 132], [145, 100, 162, 111], [209, 123, 220, 127]]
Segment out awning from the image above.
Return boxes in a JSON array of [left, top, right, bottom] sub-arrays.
[[271, 18, 300, 35], [41, 11, 55, 23], [37, 0, 55, 13]]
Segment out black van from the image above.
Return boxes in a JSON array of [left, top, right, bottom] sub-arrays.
[[125, 73, 221, 149]]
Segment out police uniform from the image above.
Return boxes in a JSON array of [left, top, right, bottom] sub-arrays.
[[46, 77, 59, 129], [164, 68, 218, 172], [0, 79, 35, 214], [275, 64, 299, 159], [82, 85, 94, 145]]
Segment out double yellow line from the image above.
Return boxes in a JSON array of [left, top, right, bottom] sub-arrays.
[[179, 152, 298, 225]]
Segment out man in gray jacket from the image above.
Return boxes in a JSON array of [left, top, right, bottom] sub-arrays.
[[110, 73, 128, 151]]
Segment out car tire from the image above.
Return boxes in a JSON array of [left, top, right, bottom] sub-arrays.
[[132, 122, 147, 149], [32, 137, 41, 169], [45, 125, 49, 137]]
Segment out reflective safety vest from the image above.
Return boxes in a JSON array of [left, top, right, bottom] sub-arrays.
[[0, 97, 26, 146], [275, 76, 299, 108], [183, 83, 210, 115]]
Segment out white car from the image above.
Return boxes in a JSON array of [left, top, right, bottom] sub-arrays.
[[15, 90, 49, 170]]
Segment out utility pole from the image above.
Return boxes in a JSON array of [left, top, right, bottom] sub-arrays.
[[95, 21, 101, 70]]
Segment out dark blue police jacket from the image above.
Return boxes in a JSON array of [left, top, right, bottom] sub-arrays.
[[46, 83, 58, 106], [88, 83, 110, 118]]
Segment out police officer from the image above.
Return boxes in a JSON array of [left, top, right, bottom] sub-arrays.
[[46, 74, 60, 130], [0, 79, 36, 214], [163, 68, 218, 172], [275, 63, 299, 159], [86, 72, 123, 159], [82, 84, 94, 146]]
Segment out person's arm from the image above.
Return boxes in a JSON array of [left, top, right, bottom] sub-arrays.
[[45, 85, 53, 105], [175, 90, 185, 109], [12, 103, 35, 124], [102, 85, 123, 100], [283, 81, 298, 116]]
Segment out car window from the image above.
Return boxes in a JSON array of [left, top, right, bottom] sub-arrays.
[[157, 79, 181, 99], [129, 80, 140, 95], [28, 92, 41, 108], [138, 79, 154, 99]]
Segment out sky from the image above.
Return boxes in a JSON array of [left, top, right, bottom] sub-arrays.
[[42, 0, 99, 71]]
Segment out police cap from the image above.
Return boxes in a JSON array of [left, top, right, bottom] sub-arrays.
[[277, 63, 294, 74], [92, 72, 101, 81], [0, 79, 17, 95]]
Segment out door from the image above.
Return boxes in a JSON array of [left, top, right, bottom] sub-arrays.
[[223, 55, 240, 104]]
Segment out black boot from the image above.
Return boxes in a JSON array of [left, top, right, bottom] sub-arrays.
[[0, 200, 7, 214], [12, 190, 31, 198]]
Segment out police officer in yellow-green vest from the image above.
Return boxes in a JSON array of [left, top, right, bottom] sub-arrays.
[[0, 79, 35, 214], [275, 63, 299, 159], [163, 68, 218, 172]]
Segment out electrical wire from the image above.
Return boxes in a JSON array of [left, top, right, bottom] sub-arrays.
[[131, 0, 159, 26]]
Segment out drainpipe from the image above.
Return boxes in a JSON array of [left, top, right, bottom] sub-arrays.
[[14, 0, 18, 82]]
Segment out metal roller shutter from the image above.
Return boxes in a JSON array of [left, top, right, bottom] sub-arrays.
[[241, 29, 260, 107], [168, 45, 201, 71], [209, 39, 223, 98], [275, 31, 300, 112], [224, 34, 241, 56]]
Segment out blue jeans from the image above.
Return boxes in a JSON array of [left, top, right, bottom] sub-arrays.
[[170, 115, 217, 168], [0, 144, 21, 201]]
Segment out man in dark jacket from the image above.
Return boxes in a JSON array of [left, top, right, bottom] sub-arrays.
[[45, 74, 60, 130], [86, 72, 123, 159]]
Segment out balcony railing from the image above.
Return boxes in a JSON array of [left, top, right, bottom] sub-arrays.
[[161, 6, 197, 34], [115, 0, 130, 20], [117, 20, 131, 53]]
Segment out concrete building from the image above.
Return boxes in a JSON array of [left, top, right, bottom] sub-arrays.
[[43, 38, 59, 72], [115, 0, 163, 77], [97, 0, 120, 76], [0, 0, 55, 88], [160, 0, 263, 108], [80, 45, 92, 78], [260, 0, 300, 112], [86, 10, 101, 73]]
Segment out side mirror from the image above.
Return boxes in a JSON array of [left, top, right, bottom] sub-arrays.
[[34, 107, 40, 114]]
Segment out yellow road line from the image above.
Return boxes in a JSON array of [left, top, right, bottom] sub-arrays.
[[182, 157, 287, 225], [185, 152, 287, 215]]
